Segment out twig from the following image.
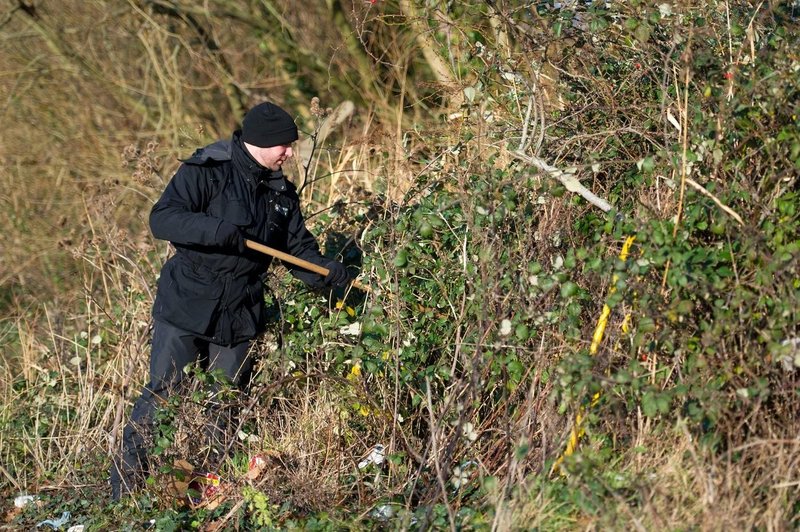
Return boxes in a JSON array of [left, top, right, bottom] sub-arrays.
[[518, 95, 535, 152], [0, 463, 21, 492], [772, 480, 800, 489], [425, 376, 456, 532], [730, 438, 800, 452], [511, 151, 613, 212], [662, 41, 693, 294], [660, 175, 745, 226], [211, 497, 245, 530], [672, 47, 692, 239]]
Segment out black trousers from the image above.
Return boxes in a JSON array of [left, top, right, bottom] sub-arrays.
[[110, 320, 253, 497]]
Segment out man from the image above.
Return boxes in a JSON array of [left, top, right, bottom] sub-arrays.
[[111, 102, 351, 499]]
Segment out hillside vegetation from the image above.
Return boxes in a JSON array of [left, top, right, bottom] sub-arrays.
[[1, 1, 798, 530]]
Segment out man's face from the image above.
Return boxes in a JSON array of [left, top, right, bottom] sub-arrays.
[[245, 142, 294, 171]]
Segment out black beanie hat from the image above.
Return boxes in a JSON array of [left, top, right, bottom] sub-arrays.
[[241, 102, 299, 148]]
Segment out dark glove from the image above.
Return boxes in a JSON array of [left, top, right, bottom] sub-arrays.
[[215, 221, 246, 253], [324, 260, 350, 287]]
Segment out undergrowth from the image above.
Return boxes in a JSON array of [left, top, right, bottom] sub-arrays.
[[1, 1, 799, 530]]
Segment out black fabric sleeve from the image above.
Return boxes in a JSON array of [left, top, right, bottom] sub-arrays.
[[149, 164, 224, 246]]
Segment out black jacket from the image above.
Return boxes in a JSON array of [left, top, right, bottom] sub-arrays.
[[150, 131, 328, 345]]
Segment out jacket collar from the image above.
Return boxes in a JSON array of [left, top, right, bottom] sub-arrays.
[[231, 130, 288, 192]]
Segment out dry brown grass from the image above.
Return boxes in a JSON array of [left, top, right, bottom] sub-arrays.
[[505, 429, 800, 531], [630, 430, 800, 530]]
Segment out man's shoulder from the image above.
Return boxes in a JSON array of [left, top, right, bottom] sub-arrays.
[[283, 179, 299, 194], [276, 179, 302, 205], [180, 139, 233, 166]]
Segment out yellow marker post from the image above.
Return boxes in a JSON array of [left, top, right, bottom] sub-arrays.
[[552, 236, 636, 474]]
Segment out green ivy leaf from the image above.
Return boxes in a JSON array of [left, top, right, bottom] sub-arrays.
[[634, 22, 652, 43]]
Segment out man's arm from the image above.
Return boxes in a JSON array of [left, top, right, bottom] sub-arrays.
[[149, 164, 238, 249]]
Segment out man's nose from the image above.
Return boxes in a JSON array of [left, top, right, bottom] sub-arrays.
[[285, 147, 293, 158]]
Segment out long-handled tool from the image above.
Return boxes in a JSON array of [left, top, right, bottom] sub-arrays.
[[245, 239, 370, 292]]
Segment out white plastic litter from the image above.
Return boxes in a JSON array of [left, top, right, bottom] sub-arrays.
[[451, 460, 478, 490], [67, 526, 85, 532], [358, 444, 386, 469], [462, 422, 478, 442], [778, 338, 800, 372], [36, 510, 70, 530], [371, 504, 395, 521], [13, 494, 38, 508], [339, 322, 361, 336]]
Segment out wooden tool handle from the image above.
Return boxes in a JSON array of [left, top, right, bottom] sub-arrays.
[[245, 239, 370, 292]]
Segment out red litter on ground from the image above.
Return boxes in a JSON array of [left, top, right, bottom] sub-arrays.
[[187, 472, 222, 507], [247, 454, 267, 480], [246, 451, 280, 480]]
